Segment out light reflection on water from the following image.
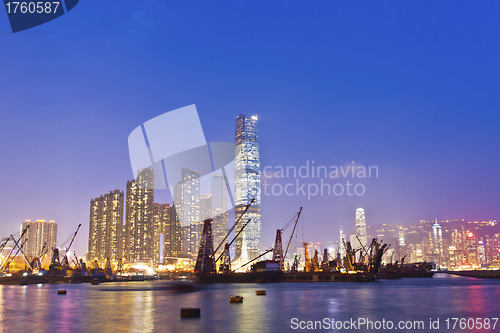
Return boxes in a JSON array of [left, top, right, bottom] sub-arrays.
[[0, 274, 499, 332]]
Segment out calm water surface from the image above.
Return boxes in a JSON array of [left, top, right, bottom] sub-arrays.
[[1, 274, 499, 333]]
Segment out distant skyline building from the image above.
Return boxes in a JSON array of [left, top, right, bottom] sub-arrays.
[[173, 168, 201, 260], [20, 220, 57, 258], [234, 113, 261, 262], [339, 225, 346, 260], [200, 194, 212, 221], [88, 190, 124, 261], [211, 174, 229, 257], [432, 219, 443, 267], [152, 203, 170, 264], [355, 208, 368, 249], [164, 204, 182, 262], [125, 167, 154, 261]]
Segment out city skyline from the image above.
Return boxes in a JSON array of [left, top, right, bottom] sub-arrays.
[[1, 2, 499, 258]]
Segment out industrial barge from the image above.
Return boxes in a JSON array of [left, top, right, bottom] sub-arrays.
[[0, 224, 154, 285], [193, 206, 391, 283]]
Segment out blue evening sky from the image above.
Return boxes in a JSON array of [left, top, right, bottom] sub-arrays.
[[0, 1, 499, 255]]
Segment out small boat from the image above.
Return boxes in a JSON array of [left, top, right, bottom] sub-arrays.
[[91, 279, 100, 285], [229, 295, 243, 303], [256, 290, 266, 295]]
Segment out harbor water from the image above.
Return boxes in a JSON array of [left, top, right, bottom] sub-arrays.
[[1, 273, 499, 332]]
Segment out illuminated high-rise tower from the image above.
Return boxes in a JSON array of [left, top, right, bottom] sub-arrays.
[[125, 167, 154, 261], [432, 219, 443, 267], [234, 113, 261, 262], [339, 225, 346, 260], [152, 203, 171, 264], [173, 168, 201, 260], [355, 208, 368, 249], [211, 174, 228, 258], [88, 190, 124, 261]]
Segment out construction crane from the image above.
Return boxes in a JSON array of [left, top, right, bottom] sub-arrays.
[[61, 224, 82, 270], [312, 250, 320, 272], [31, 241, 47, 271], [304, 243, 311, 272], [0, 238, 9, 254], [321, 248, 329, 269], [213, 198, 255, 257], [218, 243, 231, 274], [49, 248, 62, 276], [283, 207, 302, 265], [0, 226, 30, 272], [291, 254, 300, 272], [234, 248, 273, 272], [194, 219, 216, 275], [342, 239, 355, 271], [11, 235, 33, 271], [0, 238, 8, 270], [214, 219, 251, 264], [273, 229, 284, 270]]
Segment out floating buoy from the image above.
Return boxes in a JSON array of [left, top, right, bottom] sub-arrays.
[[256, 290, 266, 295], [180, 307, 200, 318], [230, 295, 243, 303], [57, 290, 67, 295]]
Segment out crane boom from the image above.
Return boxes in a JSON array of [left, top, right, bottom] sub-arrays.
[[0, 238, 9, 254], [66, 224, 82, 252], [0, 225, 29, 271], [234, 248, 273, 271], [283, 207, 302, 261], [215, 219, 251, 263], [11, 235, 32, 270], [213, 198, 255, 255]]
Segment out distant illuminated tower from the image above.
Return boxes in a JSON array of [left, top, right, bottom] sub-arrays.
[[355, 208, 368, 249], [398, 229, 405, 246], [339, 225, 346, 259], [432, 219, 443, 267], [234, 113, 261, 262], [465, 230, 478, 267]]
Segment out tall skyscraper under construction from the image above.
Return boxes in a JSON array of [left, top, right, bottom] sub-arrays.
[[234, 113, 261, 262], [88, 190, 124, 261], [125, 167, 154, 261]]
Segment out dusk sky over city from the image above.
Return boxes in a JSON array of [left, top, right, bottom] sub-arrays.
[[1, 1, 499, 256]]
